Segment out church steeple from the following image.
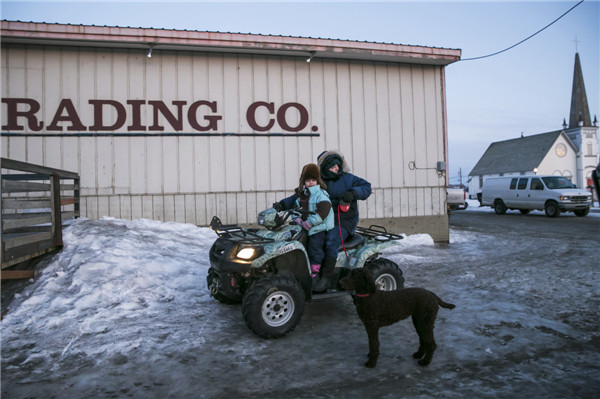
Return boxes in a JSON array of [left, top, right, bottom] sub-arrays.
[[568, 52, 591, 128]]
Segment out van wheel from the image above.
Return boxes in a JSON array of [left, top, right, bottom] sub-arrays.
[[519, 209, 530, 215], [545, 201, 560, 218], [574, 208, 589, 217], [494, 200, 507, 215]]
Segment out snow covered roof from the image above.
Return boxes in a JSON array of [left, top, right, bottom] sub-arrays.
[[468, 131, 577, 176], [0, 20, 461, 65]]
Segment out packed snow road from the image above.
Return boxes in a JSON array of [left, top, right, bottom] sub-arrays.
[[1, 208, 599, 398]]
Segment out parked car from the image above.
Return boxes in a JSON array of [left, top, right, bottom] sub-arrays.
[[447, 186, 468, 211], [480, 175, 591, 217]]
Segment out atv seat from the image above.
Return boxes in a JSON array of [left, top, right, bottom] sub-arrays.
[[339, 233, 364, 251]]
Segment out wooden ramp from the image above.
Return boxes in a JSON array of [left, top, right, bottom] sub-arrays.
[[1, 158, 79, 279]]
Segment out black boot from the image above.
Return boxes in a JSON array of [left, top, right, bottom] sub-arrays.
[[313, 256, 337, 292]]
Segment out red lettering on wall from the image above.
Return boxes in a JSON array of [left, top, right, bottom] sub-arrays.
[[88, 100, 127, 131], [246, 101, 275, 132], [188, 101, 222, 131], [127, 100, 146, 131], [277, 102, 309, 132], [1, 98, 316, 134], [46, 99, 87, 131], [149, 101, 186, 131], [1, 98, 43, 131]]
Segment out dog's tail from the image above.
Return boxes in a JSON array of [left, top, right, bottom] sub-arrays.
[[435, 294, 455, 310]]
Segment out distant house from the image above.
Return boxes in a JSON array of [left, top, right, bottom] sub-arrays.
[[468, 53, 599, 197]]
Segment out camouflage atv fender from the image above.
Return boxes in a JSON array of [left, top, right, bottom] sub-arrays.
[[336, 240, 402, 269], [250, 240, 313, 297], [250, 240, 311, 272]]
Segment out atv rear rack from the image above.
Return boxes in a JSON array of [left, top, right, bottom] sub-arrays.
[[210, 216, 274, 244], [355, 225, 404, 241]]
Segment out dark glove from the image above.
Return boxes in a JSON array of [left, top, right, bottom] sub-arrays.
[[342, 190, 356, 203], [273, 201, 283, 212]]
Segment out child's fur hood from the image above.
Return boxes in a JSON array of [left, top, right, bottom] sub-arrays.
[[317, 150, 351, 173]]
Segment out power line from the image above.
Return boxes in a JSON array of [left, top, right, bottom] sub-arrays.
[[460, 0, 585, 62]]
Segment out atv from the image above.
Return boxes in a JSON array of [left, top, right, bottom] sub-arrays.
[[207, 206, 405, 338]]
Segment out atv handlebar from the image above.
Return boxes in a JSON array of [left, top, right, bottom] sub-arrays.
[[269, 207, 315, 229]]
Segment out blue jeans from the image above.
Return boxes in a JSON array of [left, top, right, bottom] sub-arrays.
[[324, 225, 350, 259], [307, 230, 327, 265]]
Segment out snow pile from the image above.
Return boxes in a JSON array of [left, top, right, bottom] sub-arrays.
[[2, 218, 218, 373]]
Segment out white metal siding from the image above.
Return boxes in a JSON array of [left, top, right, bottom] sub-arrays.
[[2, 44, 447, 225]]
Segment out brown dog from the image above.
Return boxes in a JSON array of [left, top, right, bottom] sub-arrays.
[[340, 267, 455, 368]]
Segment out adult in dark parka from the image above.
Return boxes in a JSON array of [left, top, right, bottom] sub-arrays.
[[279, 150, 372, 291]]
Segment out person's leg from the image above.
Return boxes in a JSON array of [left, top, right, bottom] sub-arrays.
[[324, 225, 349, 259], [314, 227, 348, 292], [307, 231, 326, 278]]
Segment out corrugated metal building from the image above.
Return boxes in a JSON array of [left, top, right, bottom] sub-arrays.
[[1, 21, 461, 242]]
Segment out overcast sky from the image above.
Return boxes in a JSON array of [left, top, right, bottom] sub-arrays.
[[1, 0, 598, 184]]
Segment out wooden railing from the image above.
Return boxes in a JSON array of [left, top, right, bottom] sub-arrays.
[[1, 158, 80, 276]]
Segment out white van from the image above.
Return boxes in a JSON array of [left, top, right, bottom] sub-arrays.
[[481, 175, 591, 217]]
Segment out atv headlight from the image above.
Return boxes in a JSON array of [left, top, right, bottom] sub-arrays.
[[236, 248, 256, 260]]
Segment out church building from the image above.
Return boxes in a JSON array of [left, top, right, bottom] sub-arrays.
[[468, 53, 598, 196]]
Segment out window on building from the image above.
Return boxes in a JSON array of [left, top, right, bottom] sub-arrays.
[[588, 143, 593, 156]]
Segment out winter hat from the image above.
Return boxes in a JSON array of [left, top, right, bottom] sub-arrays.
[[318, 153, 341, 180], [299, 163, 327, 190], [322, 154, 343, 171]]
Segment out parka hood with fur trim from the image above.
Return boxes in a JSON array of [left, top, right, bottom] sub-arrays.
[[317, 150, 350, 174]]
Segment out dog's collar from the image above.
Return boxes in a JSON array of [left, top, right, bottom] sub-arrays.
[[355, 293, 370, 297]]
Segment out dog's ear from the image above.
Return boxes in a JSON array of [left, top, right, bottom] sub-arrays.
[[354, 268, 377, 294], [363, 268, 377, 294]]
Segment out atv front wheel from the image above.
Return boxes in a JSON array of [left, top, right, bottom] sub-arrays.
[[366, 258, 404, 291], [242, 275, 306, 339]]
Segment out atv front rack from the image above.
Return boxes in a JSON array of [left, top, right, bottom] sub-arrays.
[[355, 225, 404, 241], [210, 216, 274, 244]]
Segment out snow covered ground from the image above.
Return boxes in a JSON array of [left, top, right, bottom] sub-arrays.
[[2, 207, 599, 398]]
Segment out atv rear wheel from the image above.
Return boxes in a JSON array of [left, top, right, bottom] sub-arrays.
[[207, 267, 242, 305], [366, 258, 404, 291], [242, 275, 306, 339]]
